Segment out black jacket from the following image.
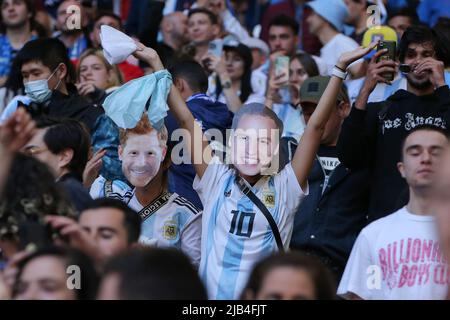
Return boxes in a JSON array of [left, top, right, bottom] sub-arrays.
[[32, 84, 104, 133], [285, 142, 369, 274], [337, 85, 450, 221]]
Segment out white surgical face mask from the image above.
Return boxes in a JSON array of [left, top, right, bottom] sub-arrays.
[[24, 65, 62, 103]]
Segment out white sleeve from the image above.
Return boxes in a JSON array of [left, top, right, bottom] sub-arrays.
[[192, 157, 230, 208], [221, 10, 250, 41], [89, 176, 107, 199], [180, 211, 202, 269], [0, 96, 30, 124], [337, 230, 374, 300], [251, 70, 268, 98]]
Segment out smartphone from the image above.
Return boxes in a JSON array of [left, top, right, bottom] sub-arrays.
[[208, 39, 223, 57], [18, 221, 54, 251], [275, 56, 290, 85], [377, 40, 396, 81], [399, 64, 412, 74]]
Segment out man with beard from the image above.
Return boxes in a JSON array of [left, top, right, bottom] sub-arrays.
[[89, 114, 202, 268], [155, 11, 189, 68], [53, 0, 91, 61], [337, 25, 450, 222]]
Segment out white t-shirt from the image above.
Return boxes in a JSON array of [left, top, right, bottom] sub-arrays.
[[338, 207, 449, 300], [320, 34, 362, 76], [193, 158, 307, 300], [90, 176, 202, 267]]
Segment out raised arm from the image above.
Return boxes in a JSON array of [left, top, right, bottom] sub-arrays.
[[291, 44, 376, 190], [133, 43, 212, 178], [0, 108, 36, 195]]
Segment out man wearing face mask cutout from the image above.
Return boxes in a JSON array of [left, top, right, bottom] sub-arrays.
[[89, 114, 202, 268], [0, 38, 103, 132]]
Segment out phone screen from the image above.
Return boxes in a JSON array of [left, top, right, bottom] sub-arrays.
[[275, 56, 290, 84], [208, 39, 223, 57]]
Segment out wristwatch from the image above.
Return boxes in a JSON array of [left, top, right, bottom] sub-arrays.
[[222, 80, 232, 89]]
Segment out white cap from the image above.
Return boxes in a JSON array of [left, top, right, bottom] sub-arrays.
[[245, 38, 270, 57]]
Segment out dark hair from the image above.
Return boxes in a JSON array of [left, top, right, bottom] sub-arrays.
[[291, 52, 320, 78], [0, 154, 76, 238], [36, 117, 91, 181], [13, 246, 99, 300], [0, 0, 36, 33], [232, 103, 284, 140], [15, 38, 76, 83], [387, 7, 419, 25], [398, 25, 444, 63], [93, 10, 123, 30], [169, 59, 209, 93], [188, 7, 218, 25], [81, 198, 141, 244], [268, 14, 299, 36], [103, 247, 207, 299], [242, 251, 336, 300], [400, 124, 450, 160], [216, 44, 253, 103], [434, 18, 450, 67]]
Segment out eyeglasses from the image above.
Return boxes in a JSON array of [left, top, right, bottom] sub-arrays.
[[23, 146, 49, 157]]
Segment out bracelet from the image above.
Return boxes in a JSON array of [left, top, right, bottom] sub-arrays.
[[332, 67, 348, 80], [334, 64, 347, 72]]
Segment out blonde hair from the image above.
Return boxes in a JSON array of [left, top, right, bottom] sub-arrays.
[[77, 49, 123, 88]]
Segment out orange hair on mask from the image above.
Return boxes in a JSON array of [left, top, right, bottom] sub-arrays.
[[119, 113, 168, 147]]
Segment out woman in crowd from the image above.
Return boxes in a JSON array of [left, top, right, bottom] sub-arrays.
[[206, 42, 265, 112], [76, 49, 123, 106], [266, 52, 320, 109]]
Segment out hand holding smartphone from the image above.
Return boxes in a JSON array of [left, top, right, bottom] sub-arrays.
[[274, 56, 290, 86], [208, 39, 223, 58], [377, 41, 396, 81]]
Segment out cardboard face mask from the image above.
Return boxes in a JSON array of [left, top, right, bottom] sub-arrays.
[[119, 132, 166, 188]]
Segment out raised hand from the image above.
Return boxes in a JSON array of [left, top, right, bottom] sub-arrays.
[[76, 81, 98, 97], [337, 42, 379, 70], [207, 0, 226, 15], [414, 57, 446, 88], [0, 108, 36, 154], [83, 148, 106, 188], [133, 41, 164, 72]]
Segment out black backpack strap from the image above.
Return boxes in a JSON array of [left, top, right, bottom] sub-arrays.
[[236, 177, 284, 252]]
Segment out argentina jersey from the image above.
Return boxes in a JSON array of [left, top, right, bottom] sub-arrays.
[[90, 176, 202, 267], [193, 157, 307, 300], [90, 175, 133, 201], [128, 192, 202, 268]]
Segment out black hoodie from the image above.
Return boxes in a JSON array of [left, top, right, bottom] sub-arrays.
[[337, 85, 450, 221], [40, 83, 104, 133]]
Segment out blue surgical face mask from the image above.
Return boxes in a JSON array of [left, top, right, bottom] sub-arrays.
[[24, 65, 62, 103]]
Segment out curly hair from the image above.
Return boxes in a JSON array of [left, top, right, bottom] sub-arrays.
[[0, 154, 76, 238]]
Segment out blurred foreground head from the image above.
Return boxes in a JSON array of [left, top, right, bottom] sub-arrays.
[[97, 247, 207, 300]]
